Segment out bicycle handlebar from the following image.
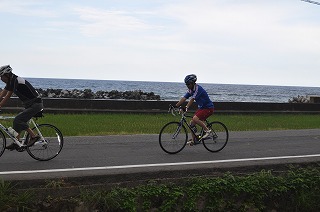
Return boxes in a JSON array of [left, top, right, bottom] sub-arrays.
[[0, 116, 15, 120], [168, 104, 188, 117], [0, 110, 15, 119], [168, 104, 177, 116]]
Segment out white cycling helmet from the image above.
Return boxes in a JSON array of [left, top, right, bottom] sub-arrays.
[[0, 65, 12, 76]]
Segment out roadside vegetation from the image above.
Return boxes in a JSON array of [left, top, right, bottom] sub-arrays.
[[0, 113, 319, 136], [1, 113, 320, 211], [1, 165, 319, 211]]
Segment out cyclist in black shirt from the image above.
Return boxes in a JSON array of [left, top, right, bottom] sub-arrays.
[[0, 65, 43, 150]]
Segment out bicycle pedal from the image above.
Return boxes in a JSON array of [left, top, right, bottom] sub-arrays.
[[187, 140, 194, 146], [6, 143, 18, 151], [193, 139, 201, 145], [16, 147, 26, 152]]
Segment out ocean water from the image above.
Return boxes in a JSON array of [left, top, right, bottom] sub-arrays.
[[26, 78, 320, 103]]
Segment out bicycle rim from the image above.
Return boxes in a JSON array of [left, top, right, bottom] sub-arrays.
[[159, 122, 187, 154], [0, 131, 6, 158], [27, 124, 64, 161], [203, 121, 228, 152]]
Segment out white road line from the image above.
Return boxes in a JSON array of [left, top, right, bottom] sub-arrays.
[[1, 154, 320, 175]]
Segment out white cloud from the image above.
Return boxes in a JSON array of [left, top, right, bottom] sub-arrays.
[[71, 6, 155, 37], [0, 0, 57, 17]]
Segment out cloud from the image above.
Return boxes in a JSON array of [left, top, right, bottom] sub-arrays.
[[0, 0, 57, 17], [72, 6, 156, 37]]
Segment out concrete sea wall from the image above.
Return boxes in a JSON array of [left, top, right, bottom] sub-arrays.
[[3, 98, 320, 114]]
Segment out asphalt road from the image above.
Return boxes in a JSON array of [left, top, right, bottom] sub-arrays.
[[0, 129, 320, 181]]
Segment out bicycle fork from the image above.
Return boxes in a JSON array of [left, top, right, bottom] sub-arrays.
[[172, 124, 182, 139]]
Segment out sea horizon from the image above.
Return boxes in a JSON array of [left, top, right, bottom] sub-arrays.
[[24, 77, 320, 103], [25, 77, 320, 89]]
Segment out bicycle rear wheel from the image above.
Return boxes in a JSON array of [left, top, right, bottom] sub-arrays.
[[0, 131, 6, 158], [202, 121, 228, 152], [27, 124, 64, 161], [159, 122, 187, 154]]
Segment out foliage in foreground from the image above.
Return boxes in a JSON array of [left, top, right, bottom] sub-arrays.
[[1, 166, 320, 211], [0, 180, 33, 211], [79, 166, 320, 212]]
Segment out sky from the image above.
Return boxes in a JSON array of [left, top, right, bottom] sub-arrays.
[[1, 0, 320, 87]]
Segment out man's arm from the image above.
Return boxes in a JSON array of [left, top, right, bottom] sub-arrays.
[[185, 98, 195, 110], [176, 97, 187, 107], [0, 89, 7, 99], [0, 90, 13, 108]]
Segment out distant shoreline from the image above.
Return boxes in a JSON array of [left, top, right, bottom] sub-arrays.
[[3, 98, 320, 114], [9, 88, 162, 101], [23, 78, 320, 103]]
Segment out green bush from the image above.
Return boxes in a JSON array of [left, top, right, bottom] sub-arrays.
[[0, 179, 33, 211], [77, 166, 320, 211], [1, 166, 320, 211]]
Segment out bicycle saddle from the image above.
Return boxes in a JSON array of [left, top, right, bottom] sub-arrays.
[[33, 109, 44, 118]]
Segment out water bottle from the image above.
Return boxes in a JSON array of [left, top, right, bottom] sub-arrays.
[[191, 125, 197, 133], [8, 127, 18, 138]]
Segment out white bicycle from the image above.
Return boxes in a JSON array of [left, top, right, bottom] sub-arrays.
[[0, 110, 63, 161]]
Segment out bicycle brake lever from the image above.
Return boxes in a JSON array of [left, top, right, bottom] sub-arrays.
[[168, 105, 176, 116], [171, 108, 177, 116]]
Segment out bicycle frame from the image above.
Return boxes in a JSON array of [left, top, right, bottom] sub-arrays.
[[0, 116, 43, 148], [169, 105, 207, 142]]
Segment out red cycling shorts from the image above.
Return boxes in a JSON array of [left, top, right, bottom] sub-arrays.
[[194, 108, 214, 121]]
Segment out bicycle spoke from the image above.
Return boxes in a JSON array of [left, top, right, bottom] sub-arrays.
[[159, 122, 187, 154], [27, 124, 63, 161], [0, 131, 6, 158], [202, 122, 228, 152]]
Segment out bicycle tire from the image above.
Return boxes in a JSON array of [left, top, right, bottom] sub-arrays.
[[202, 121, 228, 152], [26, 124, 64, 161], [159, 122, 188, 154], [0, 131, 6, 158]]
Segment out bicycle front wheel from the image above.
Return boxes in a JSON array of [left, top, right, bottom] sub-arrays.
[[203, 121, 228, 153], [27, 124, 64, 161], [159, 122, 187, 154]]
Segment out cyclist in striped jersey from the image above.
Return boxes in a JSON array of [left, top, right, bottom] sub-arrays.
[[176, 74, 214, 145]]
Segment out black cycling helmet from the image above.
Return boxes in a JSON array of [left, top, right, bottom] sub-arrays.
[[184, 74, 197, 84], [0, 65, 12, 76]]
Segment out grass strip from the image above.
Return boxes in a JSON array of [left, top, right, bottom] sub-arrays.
[[1, 113, 320, 136]]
